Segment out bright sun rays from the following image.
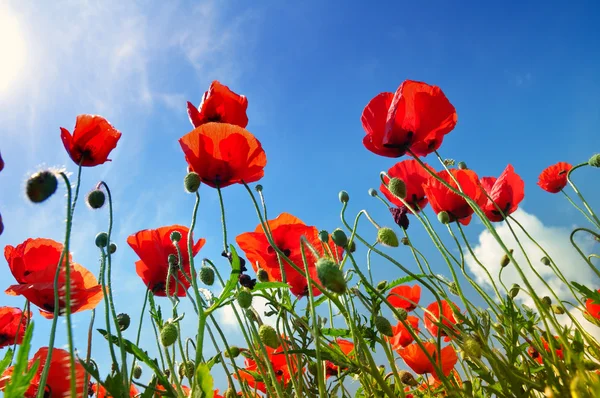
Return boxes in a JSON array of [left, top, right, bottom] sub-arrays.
[[0, 6, 27, 95]]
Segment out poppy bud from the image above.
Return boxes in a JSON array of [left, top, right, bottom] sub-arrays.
[[331, 228, 348, 248], [399, 371, 418, 386], [374, 316, 393, 337], [117, 313, 130, 331], [540, 256, 551, 266], [86, 189, 105, 209], [238, 274, 256, 290], [552, 305, 565, 315], [377, 280, 388, 291], [133, 365, 142, 379], [387, 177, 407, 199], [164, 369, 170, 378], [510, 284, 520, 298], [588, 154, 600, 168], [26, 170, 58, 203], [316, 258, 346, 294], [437, 211, 450, 224], [245, 309, 258, 323], [179, 361, 195, 379], [256, 268, 269, 282], [109, 243, 117, 254], [458, 161, 468, 170], [224, 388, 237, 398], [161, 322, 178, 347], [258, 325, 279, 349], [462, 336, 482, 359], [168, 254, 178, 266], [184, 172, 201, 193], [393, 308, 408, 321], [401, 237, 409, 245], [377, 227, 399, 247], [347, 240, 356, 252], [542, 296, 552, 307], [224, 346, 240, 358], [199, 266, 215, 286], [237, 290, 253, 309], [170, 231, 182, 242], [368, 188, 377, 197], [318, 230, 329, 243], [95, 232, 109, 248], [500, 249, 514, 267], [449, 282, 459, 296], [255, 184, 263, 192], [338, 190, 349, 203]]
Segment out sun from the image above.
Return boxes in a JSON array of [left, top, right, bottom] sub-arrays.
[[0, 6, 27, 95]]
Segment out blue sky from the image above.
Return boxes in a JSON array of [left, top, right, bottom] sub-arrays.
[[1, 0, 599, 393]]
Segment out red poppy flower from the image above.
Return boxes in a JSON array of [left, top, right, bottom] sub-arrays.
[[362, 80, 457, 158], [60, 114, 122, 167], [399, 342, 457, 378], [381, 159, 436, 211], [5, 238, 103, 318], [236, 213, 343, 297], [325, 339, 355, 378], [179, 123, 267, 188], [537, 162, 573, 193], [91, 383, 139, 397], [422, 169, 485, 225], [480, 165, 525, 222], [155, 384, 191, 397], [387, 285, 421, 312], [0, 347, 86, 397], [236, 345, 295, 393], [419, 369, 462, 391], [127, 225, 205, 297], [187, 80, 249, 128], [586, 290, 600, 319], [387, 316, 419, 351], [528, 336, 564, 365], [424, 300, 460, 341], [0, 307, 30, 348]]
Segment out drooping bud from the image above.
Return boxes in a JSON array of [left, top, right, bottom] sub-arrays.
[[541, 296, 552, 307], [224, 346, 240, 358], [199, 266, 215, 286], [338, 190, 349, 203], [258, 325, 279, 349], [184, 172, 201, 193], [109, 243, 117, 254], [255, 184, 263, 192], [86, 189, 106, 209], [26, 170, 58, 203], [368, 188, 377, 197], [316, 258, 346, 294], [540, 256, 551, 266], [399, 371, 418, 386], [393, 308, 408, 321], [510, 284, 520, 298], [462, 336, 482, 359], [458, 161, 468, 170], [117, 313, 130, 331], [168, 254, 178, 266], [377, 280, 388, 291], [170, 231, 182, 243], [318, 230, 329, 243], [237, 290, 253, 309], [387, 177, 407, 199], [588, 154, 600, 168], [437, 211, 450, 224], [331, 229, 348, 248], [401, 237, 409, 246], [347, 240, 356, 252], [377, 227, 399, 247], [160, 322, 178, 347], [374, 316, 393, 337], [500, 249, 514, 267], [133, 365, 142, 379], [178, 361, 195, 379], [95, 232, 109, 248], [552, 305, 565, 315], [256, 268, 269, 282]]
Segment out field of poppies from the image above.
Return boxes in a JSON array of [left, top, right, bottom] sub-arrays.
[[0, 79, 599, 397]]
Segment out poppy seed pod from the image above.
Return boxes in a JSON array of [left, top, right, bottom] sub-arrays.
[[26, 170, 58, 203], [316, 258, 346, 294], [256, 268, 269, 282], [95, 232, 109, 248], [258, 325, 279, 349], [388, 177, 407, 199], [318, 230, 329, 243], [161, 322, 178, 347], [374, 316, 393, 337], [224, 346, 240, 358], [117, 313, 130, 331], [338, 190, 349, 203], [133, 365, 142, 379], [237, 290, 253, 309], [86, 189, 105, 209], [377, 227, 399, 247], [199, 266, 215, 286], [179, 361, 195, 379], [368, 188, 377, 197], [170, 231, 182, 242], [184, 172, 201, 193], [588, 153, 600, 168], [437, 211, 450, 224], [331, 228, 348, 248]]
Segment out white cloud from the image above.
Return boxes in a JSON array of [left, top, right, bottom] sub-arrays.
[[218, 295, 278, 330], [464, 208, 600, 335]]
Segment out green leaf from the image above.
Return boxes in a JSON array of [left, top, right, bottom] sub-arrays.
[[320, 328, 352, 338], [140, 376, 158, 398], [97, 328, 177, 397], [4, 322, 39, 398], [79, 359, 119, 397], [572, 281, 600, 304], [253, 281, 290, 291], [206, 354, 221, 370], [387, 274, 425, 290], [208, 245, 241, 313], [191, 363, 213, 398], [312, 295, 328, 308], [0, 348, 13, 376]]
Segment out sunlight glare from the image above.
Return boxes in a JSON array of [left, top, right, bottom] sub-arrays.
[[0, 7, 27, 95]]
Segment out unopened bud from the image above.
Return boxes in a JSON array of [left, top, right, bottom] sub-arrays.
[[160, 322, 178, 347], [542, 296, 552, 307], [26, 170, 58, 203], [462, 336, 482, 359], [318, 230, 329, 243], [256, 268, 269, 282], [393, 308, 408, 322], [168, 254, 178, 266], [170, 231, 182, 242], [224, 346, 240, 358], [331, 229, 348, 248], [117, 313, 130, 331], [347, 240, 356, 252], [377, 227, 399, 247], [387, 178, 407, 199], [449, 282, 459, 296], [437, 211, 450, 224], [338, 190, 349, 203], [540, 256, 551, 266], [375, 316, 393, 337], [368, 188, 377, 197], [552, 305, 565, 315], [377, 280, 388, 291], [316, 258, 346, 294], [224, 388, 237, 398], [184, 172, 201, 193], [179, 361, 195, 379], [86, 189, 106, 209], [458, 161, 468, 170], [255, 184, 263, 192], [133, 365, 142, 379], [109, 243, 117, 254], [510, 284, 520, 299], [500, 249, 514, 267], [400, 371, 418, 386], [258, 325, 279, 349], [95, 232, 108, 248], [199, 266, 215, 285], [401, 237, 409, 246], [588, 154, 600, 168], [237, 290, 253, 309]]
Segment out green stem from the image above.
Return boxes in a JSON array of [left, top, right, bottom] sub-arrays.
[[129, 288, 150, 381], [567, 163, 600, 227]]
